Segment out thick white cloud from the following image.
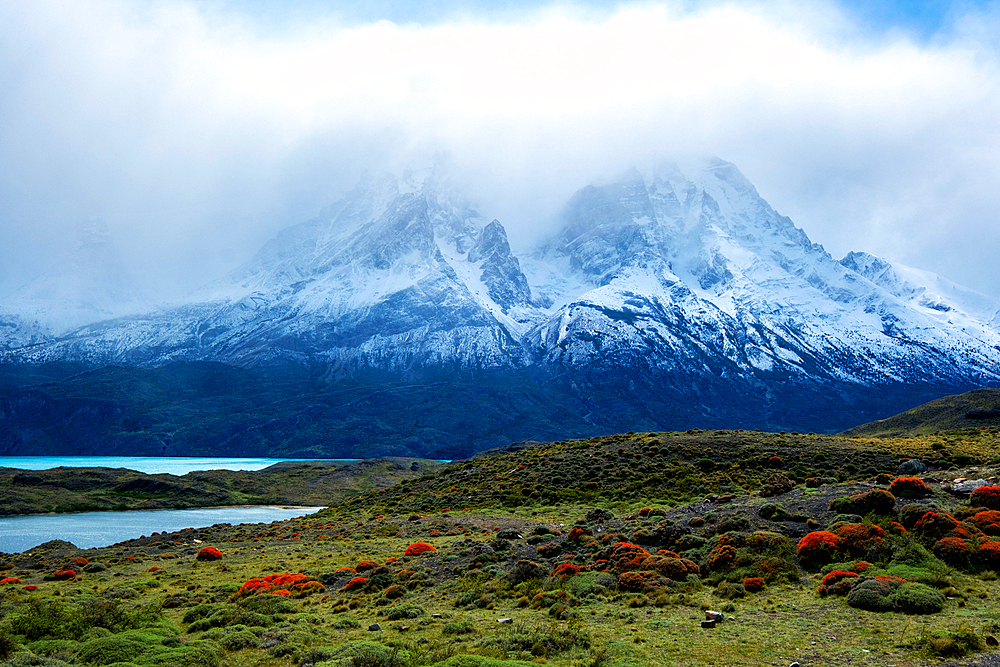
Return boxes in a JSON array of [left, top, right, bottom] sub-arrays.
[[1, 0, 999, 300]]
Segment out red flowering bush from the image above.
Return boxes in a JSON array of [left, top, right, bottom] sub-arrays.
[[797, 531, 840, 565], [70, 556, 89, 566], [833, 523, 887, 557], [743, 577, 765, 592], [637, 507, 653, 518], [196, 546, 222, 561], [552, 563, 584, 579], [852, 560, 872, 572], [600, 542, 650, 572], [403, 542, 436, 556], [913, 512, 965, 542], [343, 576, 369, 591], [705, 543, 737, 573], [971, 486, 1000, 510], [888, 476, 932, 498], [829, 489, 896, 516], [0, 577, 22, 585], [640, 555, 700, 579], [148, 566, 160, 572], [970, 510, 1000, 536], [334, 567, 357, 576], [978, 540, 1000, 567], [355, 560, 379, 572], [932, 536, 972, 566], [52, 570, 76, 580], [822, 570, 859, 587], [618, 571, 667, 592], [818, 569, 860, 597], [237, 573, 321, 598], [567, 527, 589, 542], [22, 585, 37, 591], [270, 589, 290, 596]]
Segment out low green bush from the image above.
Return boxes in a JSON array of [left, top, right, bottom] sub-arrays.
[[383, 604, 425, 621]]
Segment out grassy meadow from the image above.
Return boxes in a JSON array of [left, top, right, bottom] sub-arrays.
[[4, 428, 1000, 666]]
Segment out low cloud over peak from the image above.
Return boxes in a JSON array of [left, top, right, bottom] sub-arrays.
[[2, 0, 999, 301]]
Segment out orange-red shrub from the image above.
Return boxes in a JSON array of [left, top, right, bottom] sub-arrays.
[[796, 531, 840, 564], [971, 486, 1000, 510], [343, 576, 369, 591], [196, 546, 222, 561], [640, 555, 700, 579], [22, 585, 37, 591], [552, 563, 584, 579], [978, 540, 1000, 566], [567, 527, 589, 541], [833, 523, 886, 557], [403, 542, 436, 556], [932, 536, 971, 565], [0, 577, 22, 584], [355, 560, 379, 571], [971, 510, 1000, 536], [821, 570, 859, 587], [70, 557, 89, 566], [913, 512, 964, 542], [334, 567, 357, 575], [705, 544, 737, 573], [618, 571, 666, 592], [52, 570, 76, 580], [852, 561, 872, 573], [237, 573, 317, 598], [743, 577, 765, 592], [888, 477, 931, 498]]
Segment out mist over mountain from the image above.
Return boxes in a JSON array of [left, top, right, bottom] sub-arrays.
[[1, 157, 998, 458]]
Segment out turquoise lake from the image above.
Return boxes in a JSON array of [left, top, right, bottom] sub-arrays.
[[0, 505, 325, 554], [0, 456, 340, 553], [0, 456, 355, 475]]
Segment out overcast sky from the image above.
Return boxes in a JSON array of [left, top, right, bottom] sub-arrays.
[[1, 0, 999, 302]]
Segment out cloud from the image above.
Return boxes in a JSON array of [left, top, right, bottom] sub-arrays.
[[1, 0, 999, 301]]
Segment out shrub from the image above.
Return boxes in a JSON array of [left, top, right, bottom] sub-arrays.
[[442, 620, 476, 635], [979, 541, 1000, 568], [552, 563, 584, 579], [913, 512, 964, 542], [971, 486, 1000, 510], [0, 577, 22, 585], [618, 571, 667, 592], [759, 475, 796, 498], [888, 477, 932, 499], [640, 555, 699, 580], [932, 537, 971, 567], [403, 542, 436, 556], [743, 577, 765, 592], [355, 560, 379, 572], [970, 510, 1000, 536], [846, 578, 897, 612], [923, 628, 983, 657], [384, 604, 425, 620], [797, 531, 840, 565], [508, 560, 546, 584], [833, 524, 886, 557], [236, 573, 320, 598], [196, 547, 222, 562], [892, 583, 945, 614], [343, 577, 369, 592], [715, 581, 746, 599], [567, 527, 589, 542], [219, 630, 257, 651], [829, 489, 896, 516]]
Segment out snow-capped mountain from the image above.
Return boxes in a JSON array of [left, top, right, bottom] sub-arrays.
[[1, 157, 999, 443], [0, 220, 146, 345]]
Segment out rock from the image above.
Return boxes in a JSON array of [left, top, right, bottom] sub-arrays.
[[497, 618, 513, 624], [789, 662, 801, 667], [705, 610, 724, 622], [368, 623, 381, 631], [950, 478, 988, 495], [700, 620, 716, 629], [431, 614, 443, 618], [897, 459, 927, 475]]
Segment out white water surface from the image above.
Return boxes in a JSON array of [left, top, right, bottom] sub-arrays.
[[0, 456, 355, 475], [0, 505, 325, 554]]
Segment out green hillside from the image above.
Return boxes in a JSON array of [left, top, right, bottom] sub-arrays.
[[841, 387, 1000, 437]]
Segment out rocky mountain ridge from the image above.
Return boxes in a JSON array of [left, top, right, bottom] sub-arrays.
[[1, 157, 998, 453]]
